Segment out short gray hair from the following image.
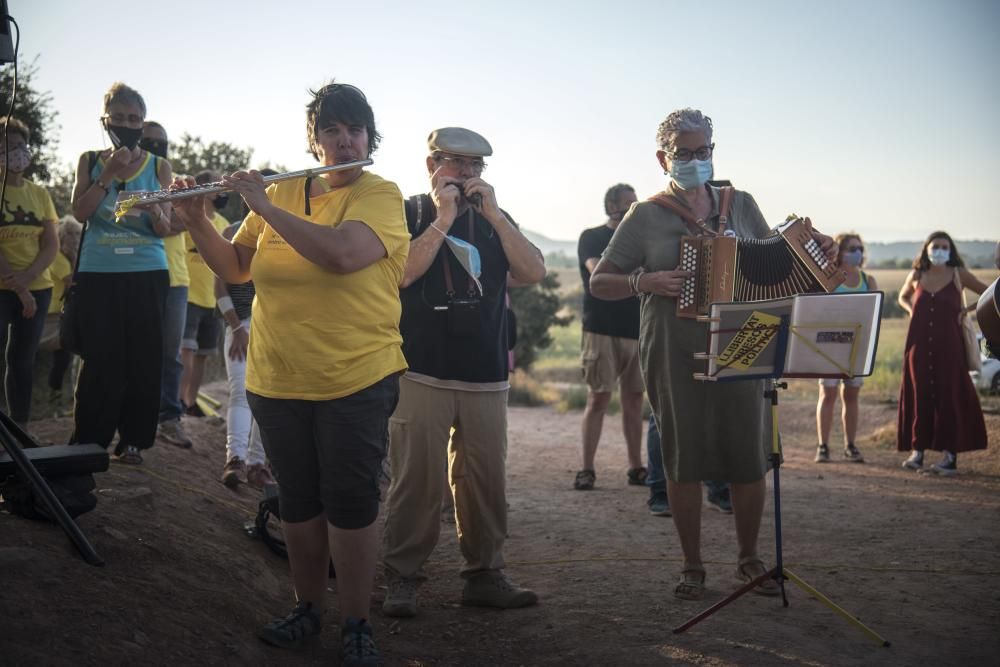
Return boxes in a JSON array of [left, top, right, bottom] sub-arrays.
[[656, 108, 713, 151]]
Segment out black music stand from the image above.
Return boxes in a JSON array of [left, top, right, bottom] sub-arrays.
[[673, 292, 890, 647], [0, 411, 105, 566]]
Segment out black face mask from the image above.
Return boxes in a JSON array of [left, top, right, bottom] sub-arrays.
[[106, 123, 143, 150], [139, 138, 168, 158], [212, 194, 230, 210]]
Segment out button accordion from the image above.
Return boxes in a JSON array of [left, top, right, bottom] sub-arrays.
[[676, 217, 844, 319]]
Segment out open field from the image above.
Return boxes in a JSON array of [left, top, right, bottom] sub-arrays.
[[530, 294, 999, 411]]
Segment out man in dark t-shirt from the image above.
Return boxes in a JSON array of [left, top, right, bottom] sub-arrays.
[[574, 183, 646, 491], [382, 127, 546, 619]]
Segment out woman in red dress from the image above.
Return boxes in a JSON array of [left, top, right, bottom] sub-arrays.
[[897, 231, 989, 475]]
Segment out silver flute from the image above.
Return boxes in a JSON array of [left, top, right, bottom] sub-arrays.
[[113, 159, 373, 219]]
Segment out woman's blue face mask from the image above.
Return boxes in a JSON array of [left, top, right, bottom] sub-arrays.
[[669, 158, 713, 190], [929, 247, 951, 265], [842, 249, 863, 267]]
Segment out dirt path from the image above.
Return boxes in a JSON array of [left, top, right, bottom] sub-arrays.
[[2, 390, 999, 666]]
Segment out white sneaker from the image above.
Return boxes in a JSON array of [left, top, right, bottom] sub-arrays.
[[901, 452, 923, 471]]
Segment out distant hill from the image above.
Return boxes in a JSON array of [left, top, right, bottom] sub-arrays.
[[865, 240, 997, 267], [523, 229, 577, 257], [524, 230, 998, 268]]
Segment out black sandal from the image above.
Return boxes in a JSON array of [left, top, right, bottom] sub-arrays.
[[574, 469, 596, 490], [627, 467, 648, 486], [257, 601, 322, 649]]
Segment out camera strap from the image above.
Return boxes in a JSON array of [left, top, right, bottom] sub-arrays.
[[441, 210, 476, 298]]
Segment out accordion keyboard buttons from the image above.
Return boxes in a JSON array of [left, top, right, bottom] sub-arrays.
[[679, 244, 698, 309]]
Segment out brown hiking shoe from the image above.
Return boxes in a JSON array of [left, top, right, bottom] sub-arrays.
[[246, 463, 275, 490], [158, 419, 193, 449], [382, 577, 420, 618], [221, 457, 246, 488], [461, 571, 538, 609]]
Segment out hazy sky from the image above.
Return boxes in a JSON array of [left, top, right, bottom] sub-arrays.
[[15, 0, 1000, 242]]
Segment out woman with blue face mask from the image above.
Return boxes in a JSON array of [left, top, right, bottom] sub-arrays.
[[815, 233, 880, 465], [897, 231, 990, 475], [589, 108, 840, 601]]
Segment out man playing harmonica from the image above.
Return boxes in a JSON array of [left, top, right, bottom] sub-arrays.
[[381, 127, 545, 617]]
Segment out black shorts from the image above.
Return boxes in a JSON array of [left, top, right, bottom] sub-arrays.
[[247, 374, 400, 529], [182, 303, 221, 355]]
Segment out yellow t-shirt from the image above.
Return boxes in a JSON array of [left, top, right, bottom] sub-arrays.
[[0, 179, 57, 291], [164, 233, 189, 288], [233, 170, 409, 400], [185, 211, 229, 307], [47, 251, 72, 314]]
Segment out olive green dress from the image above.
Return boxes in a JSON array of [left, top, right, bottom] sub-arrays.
[[603, 186, 773, 483]]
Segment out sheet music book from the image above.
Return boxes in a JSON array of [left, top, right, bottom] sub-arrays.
[[702, 292, 883, 381], [783, 292, 882, 378]]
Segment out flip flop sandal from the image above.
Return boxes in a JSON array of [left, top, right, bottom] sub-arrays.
[[674, 565, 706, 600], [736, 556, 780, 596]]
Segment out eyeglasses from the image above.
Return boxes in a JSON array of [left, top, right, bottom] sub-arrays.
[[434, 155, 486, 174], [667, 144, 715, 162], [103, 113, 144, 126], [845, 245, 864, 252]]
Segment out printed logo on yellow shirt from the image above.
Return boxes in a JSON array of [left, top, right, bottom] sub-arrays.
[[0, 203, 46, 227], [266, 234, 290, 248]]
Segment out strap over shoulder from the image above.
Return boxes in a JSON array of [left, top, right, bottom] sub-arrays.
[[646, 186, 735, 236]]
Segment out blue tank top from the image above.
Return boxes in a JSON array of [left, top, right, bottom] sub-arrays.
[[79, 152, 168, 273], [835, 271, 869, 293]]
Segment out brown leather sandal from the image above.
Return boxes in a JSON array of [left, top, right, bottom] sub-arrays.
[[674, 564, 706, 600], [736, 556, 780, 596]]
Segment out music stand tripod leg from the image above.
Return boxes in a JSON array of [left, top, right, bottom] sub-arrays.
[[0, 414, 104, 567], [782, 568, 891, 647]]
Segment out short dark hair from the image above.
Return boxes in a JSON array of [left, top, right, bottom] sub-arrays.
[[0, 116, 30, 144], [103, 82, 147, 118], [604, 183, 635, 216], [913, 230, 965, 272], [305, 81, 381, 159]]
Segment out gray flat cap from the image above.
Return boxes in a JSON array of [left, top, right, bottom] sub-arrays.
[[427, 127, 493, 157]]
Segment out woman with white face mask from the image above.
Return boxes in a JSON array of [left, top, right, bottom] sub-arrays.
[[589, 108, 839, 601], [897, 231, 990, 475], [815, 233, 880, 465], [0, 116, 59, 428]]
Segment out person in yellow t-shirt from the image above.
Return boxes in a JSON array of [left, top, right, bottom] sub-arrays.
[[141, 120, 194, 449], [0, 116, 59, 427], [40, 217, 82, 416], [179, 169, 229, 419], [173, 82, 407, 663]]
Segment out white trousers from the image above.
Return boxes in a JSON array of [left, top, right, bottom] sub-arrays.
[[224, 318, 265, 466]]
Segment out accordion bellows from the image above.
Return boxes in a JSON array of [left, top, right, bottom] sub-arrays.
[[677, 217, 844, 318]]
